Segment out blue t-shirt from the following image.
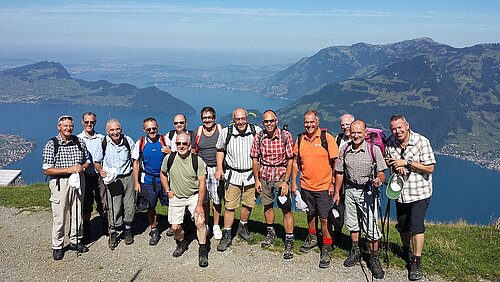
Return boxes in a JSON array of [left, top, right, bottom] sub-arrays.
[[140, 140, 164, 184]]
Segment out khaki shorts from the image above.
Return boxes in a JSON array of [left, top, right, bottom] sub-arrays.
[[259, 178, 292, 209], [168, 194, 199, 225], [224, 183, 256, 210]]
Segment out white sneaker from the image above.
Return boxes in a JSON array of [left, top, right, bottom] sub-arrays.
[[213, 225, 223, 240]]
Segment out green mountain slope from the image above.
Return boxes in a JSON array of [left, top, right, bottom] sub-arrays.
[[0, 61, 195, 114]]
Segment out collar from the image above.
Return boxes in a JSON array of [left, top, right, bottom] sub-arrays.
[[348, 140, 368, 153], [304, 128, 321, 142], [80, 130, 99, 139], [262, 128, 281, 140]]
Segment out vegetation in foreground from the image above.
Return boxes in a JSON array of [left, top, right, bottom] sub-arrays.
[[0, 184, 498, 281]]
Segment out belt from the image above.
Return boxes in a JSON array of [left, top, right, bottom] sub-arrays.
[[345, 179, 369, 189], [84, 173, 99, 177], [54, 174, 71, 179], [207, 165, 217, 168], [117, 172, 132, 178]]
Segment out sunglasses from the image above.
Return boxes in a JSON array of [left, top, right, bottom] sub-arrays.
[[84, 120, 96, 125], [145, 127, 158, 133], [175, 142, 189, 146], [263, 119, 276, 124], [174, 121, 186, 125], [202, 116, 214, 120]]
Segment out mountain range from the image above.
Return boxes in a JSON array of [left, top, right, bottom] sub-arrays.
[[0, 61, 195, 114], [272, 38, 499, 170]]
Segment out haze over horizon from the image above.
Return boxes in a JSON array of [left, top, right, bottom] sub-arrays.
[[1, 1, 500, 66]]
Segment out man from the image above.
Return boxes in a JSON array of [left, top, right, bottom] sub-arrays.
[[132, 117, 169, 246], [336, 114, 355, 150], [94, 118, 136, 250], [192, 107, 223, 240], [42, 115, 90, 260], [77, 112, 107, 242], [292, 110, 339, 267], [166, 114, 193, 152], [334, 119, 387, 279], [385, 115, 436, 281], [215, 107, 262, 252], [251, 110, 295, 259], [160, 133, 209, 267], [332, 113, 355, 245]]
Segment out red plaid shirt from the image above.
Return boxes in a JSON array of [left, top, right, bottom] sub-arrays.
[[250, 128, 294, 181]]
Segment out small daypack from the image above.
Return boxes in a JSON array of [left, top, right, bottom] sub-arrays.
[[51, 135, 85, 163], [296, 128, 332, 171], [138, 134, 167, 176], [164, 152, 199, 175], [193, 124, 222, 154], [101, 134, 131, 159]]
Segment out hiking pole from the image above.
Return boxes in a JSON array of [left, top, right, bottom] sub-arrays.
[[76, 188, 80, 257]]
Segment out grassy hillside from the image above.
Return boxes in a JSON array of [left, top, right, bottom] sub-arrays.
[[1, 184, 498, 281]]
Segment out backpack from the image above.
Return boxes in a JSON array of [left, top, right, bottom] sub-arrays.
[[101, 134, 131, 159], [164, 152, 199, 174], [168, 130, 194, 142], [336, 132, 344, 147], [138, 134, 167, 176], [193, 124, 222, 154], [51, 135, 85, 161], [296, 128, 332, 171]]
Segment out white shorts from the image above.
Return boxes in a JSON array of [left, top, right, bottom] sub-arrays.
[[204, 166, 221, 205], [168, 193, 199, 225]]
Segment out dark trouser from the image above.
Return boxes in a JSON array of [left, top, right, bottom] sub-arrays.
[[83, 173, 108, 217]]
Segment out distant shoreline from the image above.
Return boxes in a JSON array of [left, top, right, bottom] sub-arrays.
[[0, 134, 36, 169], [436, 149, 500, 172]]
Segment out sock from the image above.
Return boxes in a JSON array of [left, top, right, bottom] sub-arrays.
[[412, 255, 422, 264], [352, 241, 359, 248], [224, 227, 231, 231], [267, 225, 275, 232], [285, 233, 294, 240], [323, 237, 332, 246], [151, 227, 157, 231], [240, 221, 247, 225], [309, 228, 317, 235], [125, 224, 131, 230]]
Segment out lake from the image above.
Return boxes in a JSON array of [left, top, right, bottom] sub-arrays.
[[1, 89, 498, 225]]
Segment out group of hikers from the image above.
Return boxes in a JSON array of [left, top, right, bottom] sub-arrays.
[[42, 106, 435, 281]]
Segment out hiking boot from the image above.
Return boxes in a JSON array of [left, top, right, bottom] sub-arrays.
[[409, 257, 423, 281], [108, 231, 118, 250], [217, 229, 232, 252], [173, 239, 189, 257], [69, 243, 89, 253], [283, 237, 294, 260], [124, 230, 134, 245], [319, 244, 333, 268], [370, 252, 385, 279], [299, 233, 318, 253], [198, 243, 210, 267], [343, 246, 361, 267], [260, 228, 276, 248], [149, 229, 160, 246], [213, 225, 223, 240], [237, 222, 253, 242], [52, 249, 64, 260], [165, 227, 174, 237]]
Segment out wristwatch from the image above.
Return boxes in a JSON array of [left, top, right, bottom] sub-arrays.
[[406, 159, 413, 167]]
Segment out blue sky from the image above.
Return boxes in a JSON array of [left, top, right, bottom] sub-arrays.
[[1, 0, 499, 55]]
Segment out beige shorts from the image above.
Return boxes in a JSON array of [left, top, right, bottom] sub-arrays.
[[224, 183, 256, 210], [168, 194, 199, 225]]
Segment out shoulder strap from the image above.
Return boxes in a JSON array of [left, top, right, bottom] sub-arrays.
[[121, 134, 131, 159], [249, 124, 256, 136], [224, 125, 234, 148], [194, 126, 204, 152], [159, 134, 167, 147], [191, 154, 198, 174], [297, 133, 303, 171], [51, 137, 59, 156], [168, 130, 175, 140], [257, 131, 264, 160], [139, 136, 146, 153], [336, 133, 344, 147], [166, 152, 177, 173], [281, 128, 288, 149], [101, 137, 107, 157]]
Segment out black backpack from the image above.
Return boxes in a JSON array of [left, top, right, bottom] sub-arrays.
[[164, 152, 199, 175], [222, 124, 257, 171], [101, 134, 131, 159], [51, 135, 85, 162]]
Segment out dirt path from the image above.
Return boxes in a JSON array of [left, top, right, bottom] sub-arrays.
[[0, 207, 446, 281]]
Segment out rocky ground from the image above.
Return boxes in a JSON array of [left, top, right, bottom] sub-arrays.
[[0, 207, 447, 282]]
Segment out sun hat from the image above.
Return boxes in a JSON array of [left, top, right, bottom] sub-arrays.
[[68, 172, 81, 195], [294, 191, 309, 212], [386, 173, 404, 199]]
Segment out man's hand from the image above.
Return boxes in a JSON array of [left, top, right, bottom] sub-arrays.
[[161, 146, 171, 154], [333, 192, 340, 205], [166, 190, 175, 199], [194, 205, 205, 223], [71, 164, 83, 173], [214, 169, 224, 181], [255, 179, 262, 193], [328, 182, 335, 196], [134, 182, 141, 192], [291, 181, 298, 194], [279, 182, 289, 196]]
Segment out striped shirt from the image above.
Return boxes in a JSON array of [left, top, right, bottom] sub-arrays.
[[216, 124, 262, 186], [335, 141, 387, 186], [94, 135, 135, 175], [42, 134, 89, 171], [250, 128, 294, 182], [386, 130, 436, 203], [77, 130, 104, 174]]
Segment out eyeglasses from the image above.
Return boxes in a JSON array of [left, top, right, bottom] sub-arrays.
[[174, 121, 186, 125], [202, 116, 214, 120], [175, 142, 189, 146], [84, 120, 96, 125], [263, 119, 276, 124], [233, 117, 247, 122], [145, 127, 158, 133]]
